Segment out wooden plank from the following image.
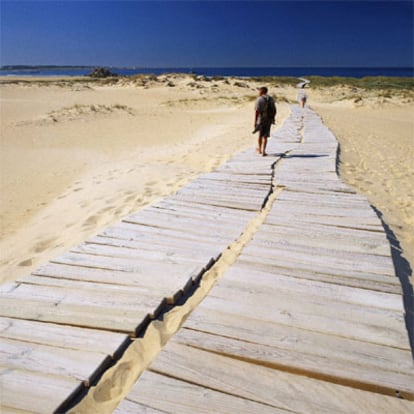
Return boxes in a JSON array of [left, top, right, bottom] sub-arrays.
[[0, 283, 19, 293], [0, 295, 150, 333], [0, 368, 81, 414], [0, 282, 167, 333], [266, 211, 384, 232], [123, 213, 249, 238], [242, 242, 395, 276], [0, 338, 111, 385], [18, 274, 185, 305], [71, 243, 212, 267], [253, 222, 391, 256], [176, 328, 414, 396], [0, 317, 128, 356], [223, 264, 403, 311], [146, 342, 414, 413], [88, 235, 222, 257], [198, 172, 271, 185], [270, 200, 379, 219], [237, 258, 402, 294], [277, 189, 369, 205], [33, 261, 198, 294], [83, 236, 221, 262], [169, 193, 261, 211], [239, 250, 399, 285], [174, 182, 268, 198], [254, 222, 391, 256], [115, 398, 169, 414], [179, 179, 269, 193], [116, 370, 291, 414], [126, 208, 249, 229], [153, 197, 257, 217], [185, 307, 414, 377], [101, 222, 233, 251], [4, 279, 167, 312], [280, 182, 355, 194], [143, 202, 256, 222], [52, 251, 204, 279], [203, 286, 409, 349]]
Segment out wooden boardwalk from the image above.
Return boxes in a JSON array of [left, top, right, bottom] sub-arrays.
[[1, 106, 413, 413], [114, 108, 414, 413], [0, 108, 298, 412]]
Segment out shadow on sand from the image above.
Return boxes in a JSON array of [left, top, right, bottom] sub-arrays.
[[372, 206, 414, 358]]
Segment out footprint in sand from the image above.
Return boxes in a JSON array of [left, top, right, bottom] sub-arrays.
[[114, 207, 125, 216], [124, 195, 136, 203], [98, 206, 113, 214], [83, 215, 99, 228], [18, 258, 33, 267], [33, 238, 57, 253]]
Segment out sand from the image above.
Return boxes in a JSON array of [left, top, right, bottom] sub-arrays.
[[1, 75, 413, 413], [0, 75, 290, 282], [312, 94, 414, 271], [1, 76, 413, 282]]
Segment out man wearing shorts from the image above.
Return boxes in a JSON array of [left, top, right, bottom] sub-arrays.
[[254, 87, 275, 156]]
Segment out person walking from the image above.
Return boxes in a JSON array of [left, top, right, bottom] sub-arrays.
[[297, 87, 308, 108], [254, 87, 276, 156]]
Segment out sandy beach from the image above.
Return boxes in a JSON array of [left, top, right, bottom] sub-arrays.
[[1, 74, 413, 413], [0, 75, 291, 282], [1, 75, 413, 284], [311, 87, 414, 270]]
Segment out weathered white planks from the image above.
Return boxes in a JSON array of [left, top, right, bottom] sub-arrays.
[[117, 369, 290, 414], [0, 317, 128, 356], [0, 338, 111, 384], [2, 104, 412, 413], [0, 369, 82, 414], [116, 106, 413, 413], [0, 108, 293, 412], [115, 342, 414, 414]]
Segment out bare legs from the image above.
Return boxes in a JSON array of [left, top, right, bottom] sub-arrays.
[[258, 136, 268, 156]]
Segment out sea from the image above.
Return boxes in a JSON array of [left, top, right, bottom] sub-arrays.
[[0, 66, 413, 78]]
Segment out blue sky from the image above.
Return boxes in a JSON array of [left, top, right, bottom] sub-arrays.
[[1, 0, 413, 67]]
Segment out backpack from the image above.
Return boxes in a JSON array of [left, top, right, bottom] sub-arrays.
[[265, 96, 277, 122], [262, 95, 276, 122]]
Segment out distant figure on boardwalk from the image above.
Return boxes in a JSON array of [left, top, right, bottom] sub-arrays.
[[297, 88, 308, 108], [254, 86, 276, 157]]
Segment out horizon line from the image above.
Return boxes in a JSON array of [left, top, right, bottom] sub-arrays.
[[1, 64, 413, 69]]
